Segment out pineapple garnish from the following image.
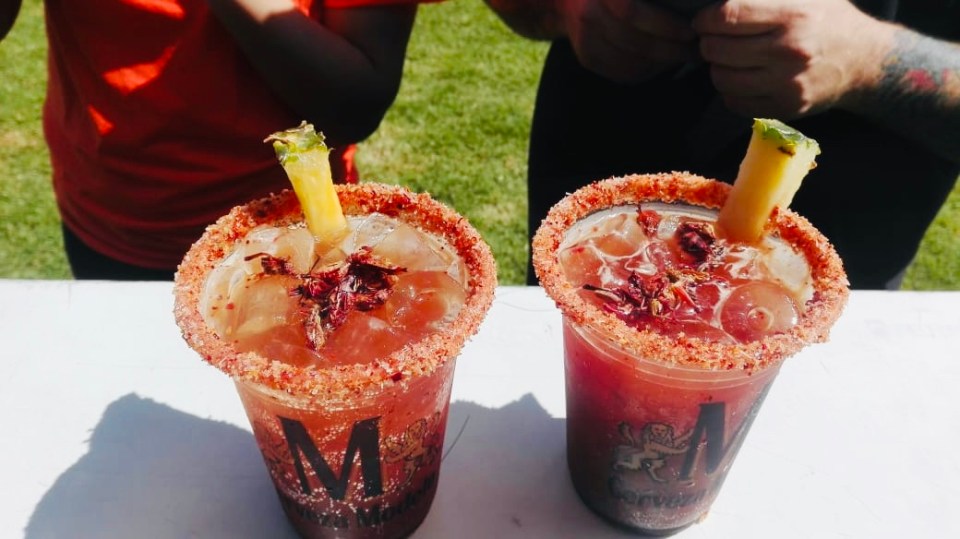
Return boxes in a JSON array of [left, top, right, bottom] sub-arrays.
[[265, 121, 348, 240], [717, 118, 821, 243]]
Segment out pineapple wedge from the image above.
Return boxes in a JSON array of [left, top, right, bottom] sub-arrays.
[[717, 118, 820, 243], [265, 121, 348, 240]]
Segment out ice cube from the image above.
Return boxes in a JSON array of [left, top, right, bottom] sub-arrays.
[[719, 281, 799, 342], [235, 323, 317, 368], [643, 242, 678, 270], [201, 225, 314, 331], [370, 221, 456, 273], [239, 226, 314, 271], [341, 213, 398, 253], [230, 275, 301, 339], [759, 237, 814, 307], [320, 311, 405, 366], [559, 242, 604, 287], [592, 212, 645, 258], [444, 255, 469, 288], [384, 271, 467, 339], [656, 214, 681, 240], [720, 244, 762, 281]]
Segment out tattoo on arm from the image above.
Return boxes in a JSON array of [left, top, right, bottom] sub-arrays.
[[869, 29, 960, 161]]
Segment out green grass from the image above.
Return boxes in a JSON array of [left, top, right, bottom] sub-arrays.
[[356, 1, 544, 284], [902, 180, 960, 289], [0, 0, 70, 279], [1, 0, 958, 288]]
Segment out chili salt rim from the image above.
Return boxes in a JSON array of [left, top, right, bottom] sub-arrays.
[[532, 172, 849, 372], [173, 184, 497, 404]]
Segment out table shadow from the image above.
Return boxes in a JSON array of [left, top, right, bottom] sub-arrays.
[[425, 394, 621, 538], [26, 392, 613, 538], [24, 393, 296, 539]]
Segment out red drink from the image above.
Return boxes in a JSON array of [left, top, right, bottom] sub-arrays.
[[175, 184, 497, 538], [233, 359, 454, 538], [534, 173, 847, 534], [563, 319, 781, 533], [558, 202, 815, 344], [200, 212, 469, 369]]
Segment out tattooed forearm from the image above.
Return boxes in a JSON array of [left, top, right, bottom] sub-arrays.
[[879, 31, 960, 107], [483, 0, 566, 41], [855, 29, 960, 162]]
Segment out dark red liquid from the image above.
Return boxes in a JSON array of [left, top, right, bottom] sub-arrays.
[[235, 359, 455, 539], [563, 320, 779, 534]]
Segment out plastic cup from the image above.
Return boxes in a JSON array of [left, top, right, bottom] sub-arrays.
[[563, 318, 782, 533], [533, 173, 848, 534], [174, 185, 497, 538], [231, 360, 454, 538]]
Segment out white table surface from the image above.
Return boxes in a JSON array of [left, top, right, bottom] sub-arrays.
[[0, 280, 957, 538]]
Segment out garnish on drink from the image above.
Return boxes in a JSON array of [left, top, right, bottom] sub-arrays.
[[264, 121, 348, 241], [717, 118, 821, 243], [532, 120, 847, 535], [200, 124, 472, 368], [174, 123, 496, 539]]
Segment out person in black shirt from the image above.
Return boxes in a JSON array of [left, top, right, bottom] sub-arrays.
[[484, 0, 960, 289]]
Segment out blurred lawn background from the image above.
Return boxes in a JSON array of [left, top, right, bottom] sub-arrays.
[[2, 0, 958, 287]]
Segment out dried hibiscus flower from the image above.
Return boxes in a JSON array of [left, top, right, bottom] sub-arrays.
[[246, 247, 406, 349], [676, 221, 720, 265], [584, 267, 709, 327]]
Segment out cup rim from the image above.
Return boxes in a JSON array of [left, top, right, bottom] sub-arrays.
[[564, 318, 783, 388], [533, 172, 849, 372], [174, 184, 497, 405]]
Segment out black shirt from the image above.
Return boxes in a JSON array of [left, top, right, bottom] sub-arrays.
[[526, 0, 960, 289]]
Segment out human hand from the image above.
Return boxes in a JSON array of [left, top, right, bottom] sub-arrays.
[[560, 0, 699, 83], [693, 0, 886, 118]]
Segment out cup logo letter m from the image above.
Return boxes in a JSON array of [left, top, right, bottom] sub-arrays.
[[678, 382, 773, 481], [280, 416, 384, 500]]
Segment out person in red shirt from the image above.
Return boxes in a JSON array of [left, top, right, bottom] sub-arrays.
[[0, 0, 436, 279]]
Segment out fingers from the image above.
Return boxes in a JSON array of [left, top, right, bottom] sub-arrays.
[[567, 0, 700, 83], [692, 0, 785, 36], [709, 64, 768, 98], [619, 0, 697, 41], [588, 1, 683, 55], [575, 32, 695, 83], [699, 32, 783, 68], [690, 0, 829, 117], [588, 0, 697, 49], [709, 63, 808, 118]]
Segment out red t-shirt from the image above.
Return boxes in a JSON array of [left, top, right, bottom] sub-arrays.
[[44, 0, 425, 270]]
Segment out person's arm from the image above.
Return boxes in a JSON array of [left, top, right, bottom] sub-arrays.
[[484, 0, 699, 83], [482, 0, 566, 40], [1, 0, 22, 40], [693, 0, 960, 162], [204, 0, 417, 145], [849, 26, 960, 163]]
